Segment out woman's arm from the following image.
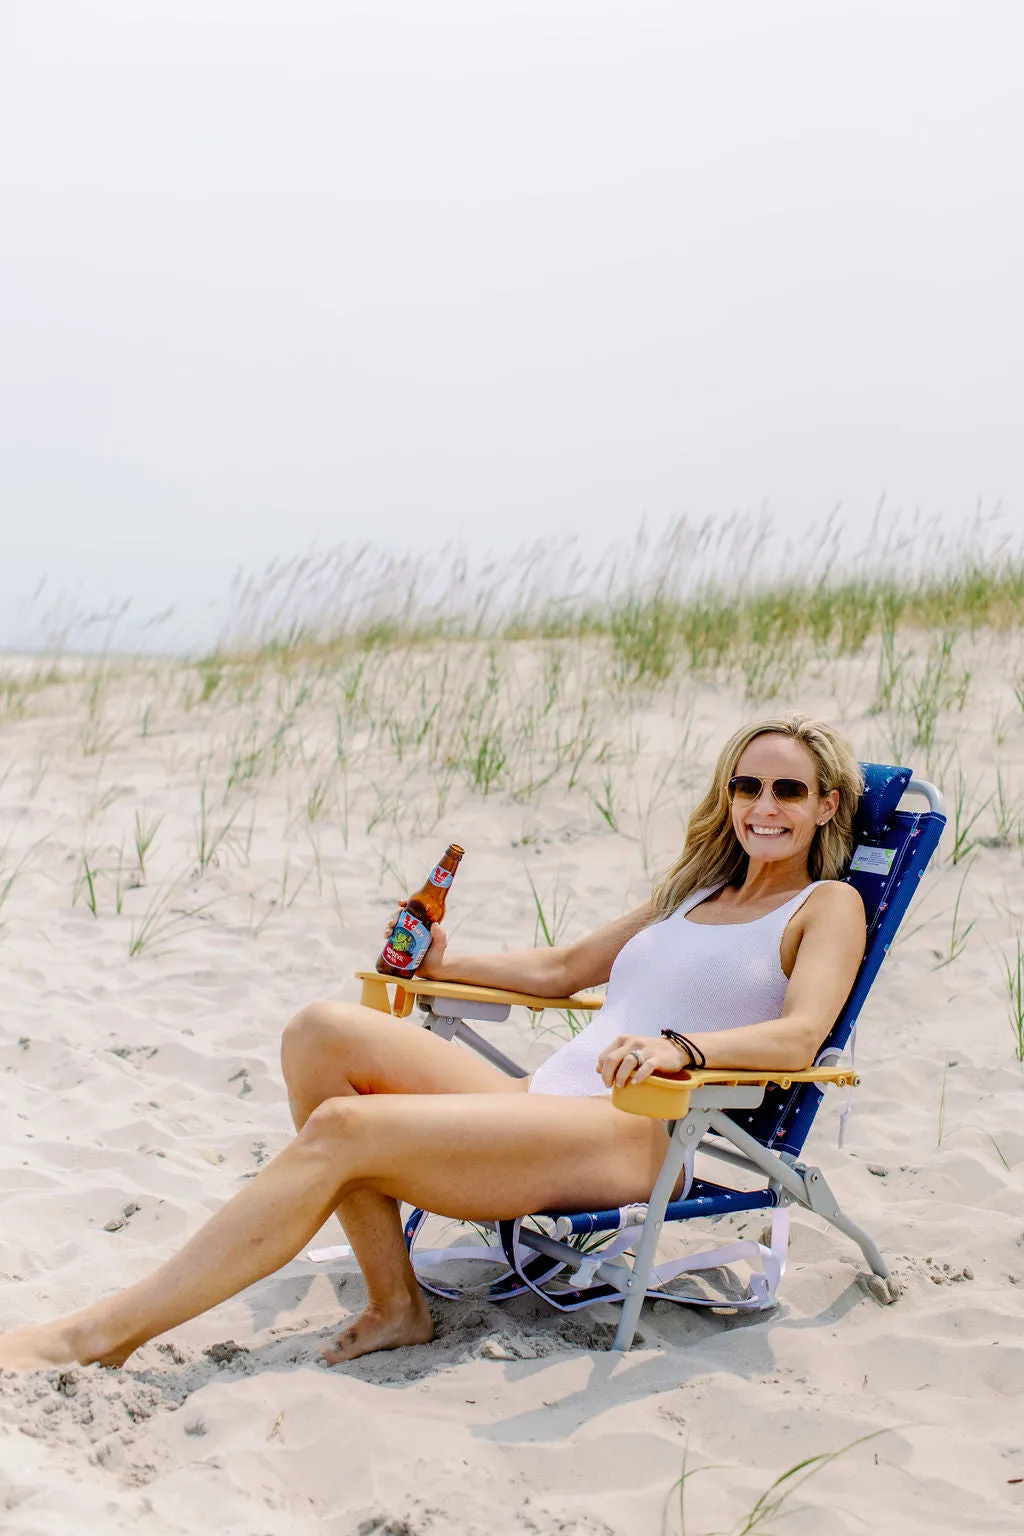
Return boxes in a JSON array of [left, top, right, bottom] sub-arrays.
[[411, 904, 652, 997], [599, 882, 866, 1087]]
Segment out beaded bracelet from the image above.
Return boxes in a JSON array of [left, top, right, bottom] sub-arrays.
[[660, 1029, 707, 1069]]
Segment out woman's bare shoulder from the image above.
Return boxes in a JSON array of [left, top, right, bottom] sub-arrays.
[[805, 880, 866, 924], [784, 881, 866, 981]]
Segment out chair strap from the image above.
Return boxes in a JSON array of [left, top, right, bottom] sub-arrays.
[[497, 1207, 791, 1314], [404, 1206, 566, 1301]]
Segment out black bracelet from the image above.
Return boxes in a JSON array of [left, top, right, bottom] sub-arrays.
[[660, 1029, 707, 1069]]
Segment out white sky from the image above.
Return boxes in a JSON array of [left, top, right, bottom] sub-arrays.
[[1, 1, 1021, 650]]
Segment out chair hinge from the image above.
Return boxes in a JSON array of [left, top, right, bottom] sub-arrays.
[[795, 1163, 841, 1220]]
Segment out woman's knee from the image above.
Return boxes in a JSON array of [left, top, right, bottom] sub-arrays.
[[281, 1000, 360, 1081], [299, 1093, 364, 1152]]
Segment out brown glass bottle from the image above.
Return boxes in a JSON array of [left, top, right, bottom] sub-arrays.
[[376, 844, 465, 978]]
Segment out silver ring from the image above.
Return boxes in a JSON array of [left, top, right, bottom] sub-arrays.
[[629, 1049, 645, 1069]]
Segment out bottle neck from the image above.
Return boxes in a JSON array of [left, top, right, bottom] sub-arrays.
[[433, 846, 463, 885]]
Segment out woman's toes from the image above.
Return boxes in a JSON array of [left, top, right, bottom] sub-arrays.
[[0, 1323, 82, 1372]]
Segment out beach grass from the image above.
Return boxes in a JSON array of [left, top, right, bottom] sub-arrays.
[[931, 866, 977, 970], [206, 519, 1024, 688], [2, 517, 1022, 1056], [665, 1431, 887, 1535], [1005, 930, 1024, 1063], [154, 524, 1021, 864]]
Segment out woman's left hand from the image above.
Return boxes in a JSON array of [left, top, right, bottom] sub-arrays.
[[597, 1034, 689, 1089]]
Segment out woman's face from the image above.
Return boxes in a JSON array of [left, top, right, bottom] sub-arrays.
[[729, 733, 840, 868]]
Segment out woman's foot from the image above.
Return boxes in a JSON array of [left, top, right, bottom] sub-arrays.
[[321, 1295, 434, 1365], [0, 1311, 133, 1373], [0, 1321, 86, 1372]]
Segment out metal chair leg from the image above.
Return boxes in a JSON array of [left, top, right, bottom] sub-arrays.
[[611, 1111, 710, 1353], [825, 1207, 889, 1279]]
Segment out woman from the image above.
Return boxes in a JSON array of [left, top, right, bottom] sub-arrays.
[[0, 714, 865, 1372]]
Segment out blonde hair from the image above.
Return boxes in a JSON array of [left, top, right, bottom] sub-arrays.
[[648, 714, 863, 924]]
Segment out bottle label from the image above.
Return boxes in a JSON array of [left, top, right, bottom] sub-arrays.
[[381, 909, 432, 974], [429, 866, 454, 889]]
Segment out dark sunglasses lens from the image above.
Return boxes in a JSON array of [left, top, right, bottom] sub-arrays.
[[729, 776, 762, 801], [774, 779, 810, 802]]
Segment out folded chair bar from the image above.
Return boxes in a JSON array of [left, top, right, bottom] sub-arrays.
[[544, 1180, 779, 1237], [552, 1203, 648, 1237], [659, 1184, 778, 1220], [513, 1227, 638, 1297], [446, 1022, 530, 1079], [704, 1110, 824, 1203], [698, 1140, 780, 1179]]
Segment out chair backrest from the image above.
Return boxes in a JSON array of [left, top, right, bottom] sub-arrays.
[[725, 762, 946, 1158]]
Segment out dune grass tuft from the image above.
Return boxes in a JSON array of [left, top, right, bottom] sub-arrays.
[[205, 516, 1023, 692], [665, 1430, 888, 1536], [1005, 931, 1024, 1063]]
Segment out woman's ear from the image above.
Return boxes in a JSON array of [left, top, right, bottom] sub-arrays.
[[817, 788, 840, 826]]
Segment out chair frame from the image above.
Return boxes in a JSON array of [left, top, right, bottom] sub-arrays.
[[356, 769, 946, 1352]]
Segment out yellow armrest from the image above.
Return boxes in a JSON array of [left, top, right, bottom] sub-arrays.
[[612, 1066, 859, 1120], [355, 971, 604, 1018]]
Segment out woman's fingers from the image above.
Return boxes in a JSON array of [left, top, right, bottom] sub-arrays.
[[417, 923, 449, 980], [596, 1037, 621, 1087], [598, 1037, 628, 1087], [631, 1053, 657, 1084], [598, 1035, 646, 1089], [614, 1051, 640, 1090], [597, 1034, 688, 1088], [597, 1034, 631, 1070], [383, 908, 401, 939]]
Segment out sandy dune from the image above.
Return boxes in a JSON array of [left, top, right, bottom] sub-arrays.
[[1, 632, 1022, 1533]]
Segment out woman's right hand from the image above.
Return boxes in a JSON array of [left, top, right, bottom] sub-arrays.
[[383, 911, 449, 979]]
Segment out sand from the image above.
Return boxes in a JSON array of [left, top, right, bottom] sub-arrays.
[[0, 633, 1022, 1534]]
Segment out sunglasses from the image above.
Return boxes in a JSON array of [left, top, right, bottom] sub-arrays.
[[728, 775, 813, 805]]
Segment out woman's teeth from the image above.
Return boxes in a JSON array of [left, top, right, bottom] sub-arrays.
[[748, 826, 788, 836]]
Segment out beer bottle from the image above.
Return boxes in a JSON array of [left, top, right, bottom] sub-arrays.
[[376, 844, 465, 979]]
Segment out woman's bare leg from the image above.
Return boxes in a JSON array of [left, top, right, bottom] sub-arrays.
[[280, 1000, 527, 1361], [0, 1090, 665, 1372]]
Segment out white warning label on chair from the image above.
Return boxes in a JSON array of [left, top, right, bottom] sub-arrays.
[[849, 845, 896, 875]]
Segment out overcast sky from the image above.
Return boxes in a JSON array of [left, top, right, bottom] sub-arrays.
[[1, 1, 1021, 650]]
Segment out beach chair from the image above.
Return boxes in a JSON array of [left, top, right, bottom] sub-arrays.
[[356, 763, 945, 1351]]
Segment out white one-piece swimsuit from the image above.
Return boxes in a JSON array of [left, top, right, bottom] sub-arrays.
[[527, 883, 824, 1099]]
